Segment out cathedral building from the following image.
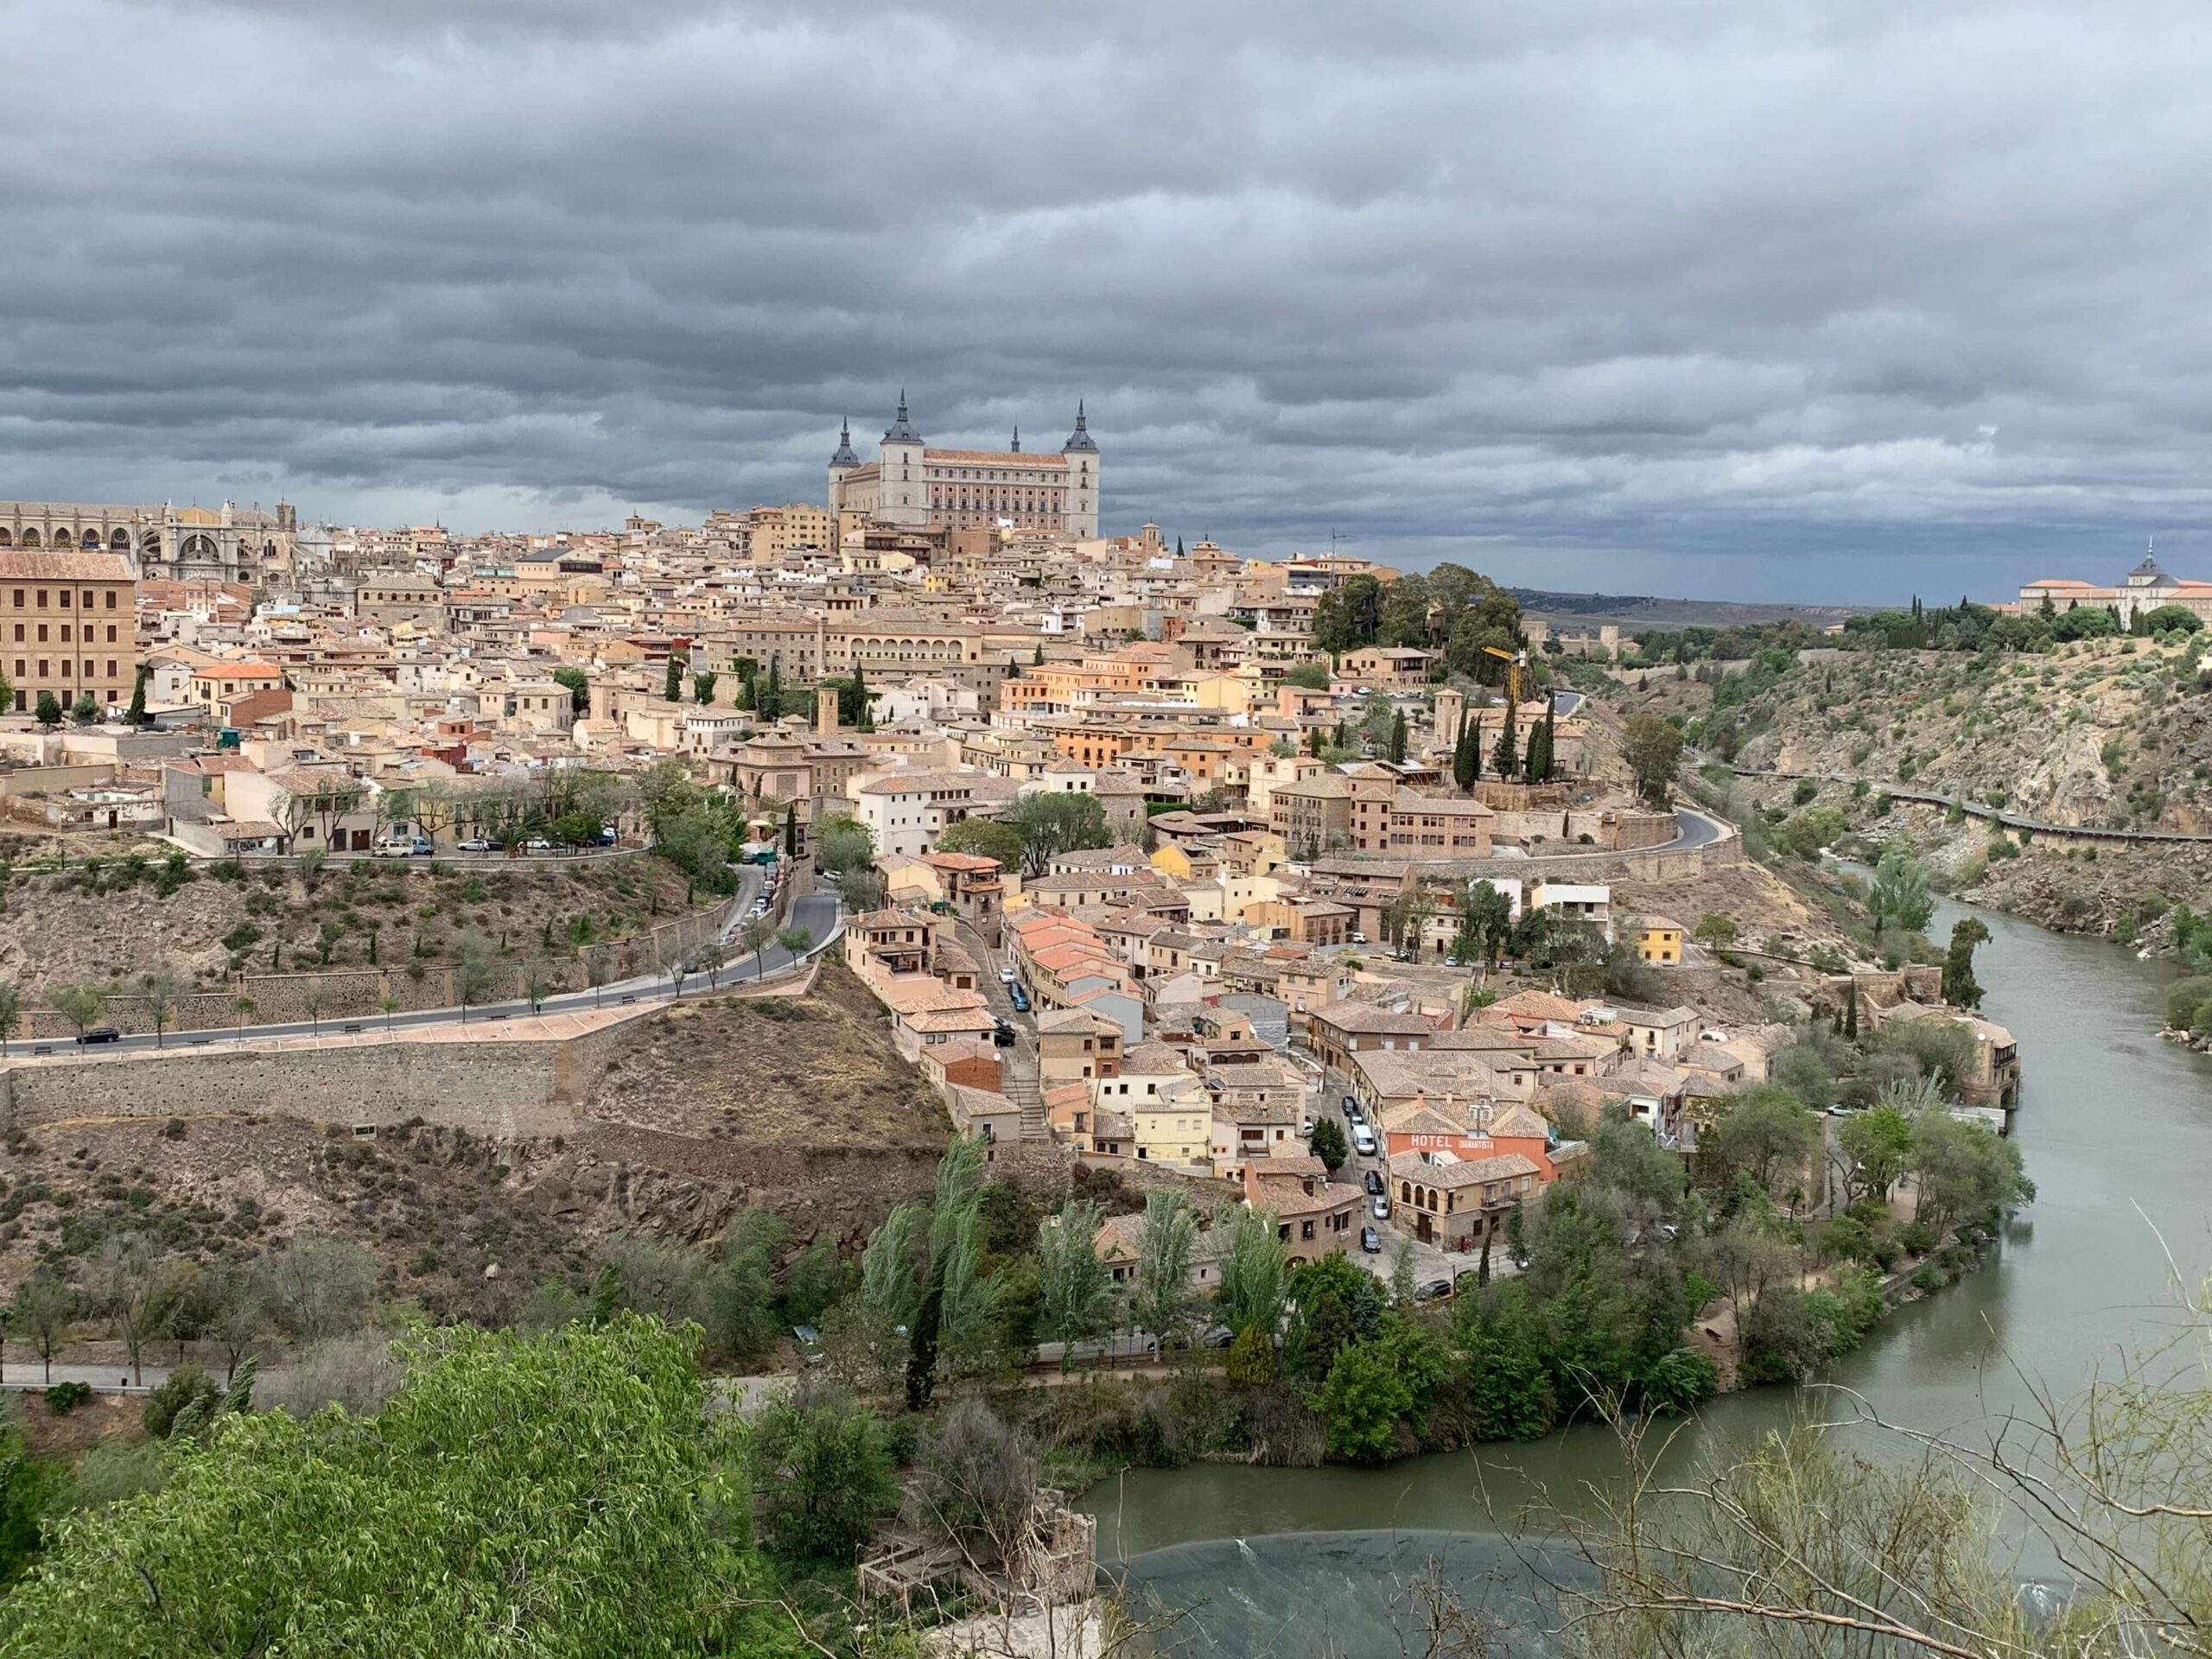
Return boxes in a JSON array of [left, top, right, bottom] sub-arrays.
[[828, 394, 1100, 538], [0, 499, 300, 585]]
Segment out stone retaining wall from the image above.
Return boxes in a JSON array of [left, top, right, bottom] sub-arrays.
[[2, 963, 822, 1139]]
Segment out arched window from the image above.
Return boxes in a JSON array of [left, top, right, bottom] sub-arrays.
[[19, 529, 40, 548], [109, 528, 130, 550]]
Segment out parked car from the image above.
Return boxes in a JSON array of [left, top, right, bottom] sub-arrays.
[[597, 825, 619, 845], [1349, 931, 1369, 944], [524, 837, 554, 853], [77, 1027, 121, 1045], [410, 836, 433, 855], [1352, 1128, 1378, 1157], [1340, 1095, 1359, 1118], [992, 1021, 1016, 1048], [1370, 1194, 1390, 1220], [1008, 984, 1031, 1013], [998, 968, 1017, 983], [372, 839, 413, 859], [1419, 1278, 1452, 1300], [1363, 1169, 1384, 1195], [1360, 1226, 1382, 1254], [457, 837, 503, 853]]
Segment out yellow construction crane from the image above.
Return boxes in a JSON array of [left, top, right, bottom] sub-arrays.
[[1481, 644, 1529, 704]]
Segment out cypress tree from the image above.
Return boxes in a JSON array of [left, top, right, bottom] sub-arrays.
[[1388, 709, 1408, 764], [1452, 718, 1477, 791], [783, 800, 798, 857], [663, 653, 683, 702], [1845, 981, 1859, 1039], [1491, 690, 1518, 779], [126, 664, 148, 727], [763, 659, 782, 719]]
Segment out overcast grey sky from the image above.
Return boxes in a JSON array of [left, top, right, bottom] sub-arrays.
[[3, 1, 2208, 603]]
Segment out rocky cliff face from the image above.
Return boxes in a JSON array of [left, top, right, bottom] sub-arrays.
[[1728, 638, 2212, 834], [1691, 637, 2212, 942]]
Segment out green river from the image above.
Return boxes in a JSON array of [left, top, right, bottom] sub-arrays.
[[1080, 885, 2211, 1652]]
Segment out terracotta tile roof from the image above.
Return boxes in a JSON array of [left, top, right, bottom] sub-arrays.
[[0, 549, 137, 582]]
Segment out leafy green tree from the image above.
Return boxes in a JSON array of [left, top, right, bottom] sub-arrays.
[[934, 817, 1024, 868], [1694, 913, 1738, 948], [1702, 1084, 1821, 1208], [1942, 917, 1991, 1007], [1314, 1336, 1414, 1461], [68, 692, 98, 727], [1003, 790, 1112, 877], [33, 690, 61, 729], [1307, 1116, 1348, 1173], [1282, 1253, 1384, 1382], [773, 925, 813, 963], [1313, 575, 1383, 653], [1130, 1190, 1199, 1351], [691, 671, 716, 705], [143, 1364, 220, 1440], [1448, 1293, 1555, 1440], [1699, 1221, 1801, 1363], [747, 1381, 898, 1562], [1621, 713, 1683, 804], [550, 664, 588, 715], [2, 1318, 803, 1658], [813, 813, 877, 878], [1211, 1203, 1287, 1339], [1910, 1109, 2034, 1230], [1638, 1346, 1719, 1414], [1284, 659, 1332, 690], [1868, 843, 1936, 934], [1034, 1200, 1117, 1372], [1837, 1103, 1916, 1204]]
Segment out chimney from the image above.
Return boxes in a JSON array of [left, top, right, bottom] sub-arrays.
[[817, 684, 839, 735]]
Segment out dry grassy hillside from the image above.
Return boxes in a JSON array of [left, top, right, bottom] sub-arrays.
[[0, 965, 954, 1328], [0, 852, 699, 998]]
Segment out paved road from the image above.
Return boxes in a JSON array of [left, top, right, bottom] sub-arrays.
[[0, 1359, 175, 1395], [29, 879, 843, 1058]]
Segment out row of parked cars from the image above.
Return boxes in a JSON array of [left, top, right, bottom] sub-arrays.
[[373, 827, 621, 857]]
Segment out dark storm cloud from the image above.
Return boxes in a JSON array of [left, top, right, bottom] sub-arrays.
[[3, 0, 2210, 599]]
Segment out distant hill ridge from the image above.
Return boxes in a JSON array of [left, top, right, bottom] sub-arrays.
[[1509, 587, 1869, 630]]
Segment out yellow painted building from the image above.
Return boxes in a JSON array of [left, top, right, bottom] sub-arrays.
[[1636, 915, 1685, 964]]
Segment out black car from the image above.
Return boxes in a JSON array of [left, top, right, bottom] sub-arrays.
[[1341, 1095, 1359, 1118], [77, 1027, 121, 1045], [1363, 1169, 1384, 1195], [992, 1021, 1016, 1048]]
